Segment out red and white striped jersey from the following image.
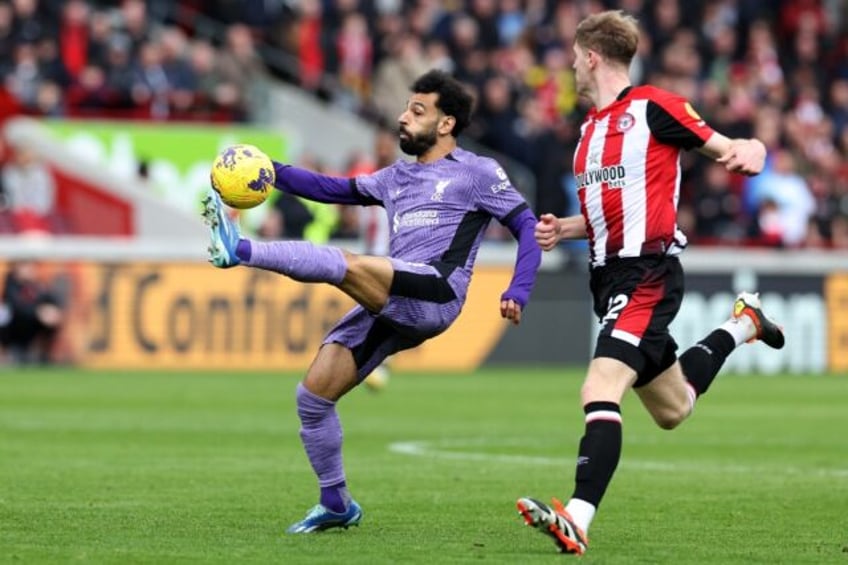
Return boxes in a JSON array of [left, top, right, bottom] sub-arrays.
[[574, 85, 715, 267]]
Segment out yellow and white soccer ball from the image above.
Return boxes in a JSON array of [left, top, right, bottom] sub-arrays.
[[363, 364, 390, 392], [210, 144, 275, 209]]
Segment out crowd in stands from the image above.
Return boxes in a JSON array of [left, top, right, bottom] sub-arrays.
[[270, 0, 848, 250], [0, 0, 267, 121], [0, 0, 271, 234], [1, 0, 848, 251]]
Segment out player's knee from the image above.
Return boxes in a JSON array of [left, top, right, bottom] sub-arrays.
[[579, 368, 631, 405], [652, 406, 688, 430], [579, 380, 600, 405]]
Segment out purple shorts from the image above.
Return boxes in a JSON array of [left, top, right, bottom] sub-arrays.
[[323, 259, 466, 380]]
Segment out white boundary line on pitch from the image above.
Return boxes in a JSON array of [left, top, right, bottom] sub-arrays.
[[388, 439, 848, 478]]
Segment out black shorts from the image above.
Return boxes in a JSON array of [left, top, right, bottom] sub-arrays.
[[590, 255, 684, 387]]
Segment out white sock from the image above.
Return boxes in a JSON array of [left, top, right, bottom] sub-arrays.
[[719, 316, 755, 347], [565, 498, 596, 533]]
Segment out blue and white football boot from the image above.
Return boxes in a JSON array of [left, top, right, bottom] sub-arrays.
[[201, 188, 241, 268], [286, 501, 363, 534]]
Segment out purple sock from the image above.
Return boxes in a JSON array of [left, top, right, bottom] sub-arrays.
[[235, 239, 252, 261], [246, 241, 347, 284], [320, 482, 351, 514], [296, 383, 348, 512]]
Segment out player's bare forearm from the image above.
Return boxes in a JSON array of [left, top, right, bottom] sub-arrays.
[[535, 213, 587, 251], [558, 215, 589, 239], [701, 133, 766, 176]]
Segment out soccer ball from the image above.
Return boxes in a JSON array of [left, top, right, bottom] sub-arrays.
[[363, 364, 390, 392], [210, 144, 275, 209]]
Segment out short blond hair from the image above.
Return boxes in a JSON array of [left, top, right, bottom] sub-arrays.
[[575, 10, 639, 67]]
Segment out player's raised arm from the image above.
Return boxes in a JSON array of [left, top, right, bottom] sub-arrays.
[[273, 162, 380, 206]]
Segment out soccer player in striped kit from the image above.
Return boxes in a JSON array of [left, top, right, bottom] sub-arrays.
[[516, 10, 785, 556], [202, 70, 542, 533]]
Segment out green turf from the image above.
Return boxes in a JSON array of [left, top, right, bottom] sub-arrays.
[[1, 367, 846, 564]]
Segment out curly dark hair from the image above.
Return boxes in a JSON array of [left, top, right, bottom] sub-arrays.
[[410, 70, 473, 137]]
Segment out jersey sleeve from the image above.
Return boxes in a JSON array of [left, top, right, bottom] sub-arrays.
[[472, 159, 531, 221], [469, 158, 540, 308], [353, 163, 395, 206], [646, 89, 716, 150], [275, 163, 378, 205]]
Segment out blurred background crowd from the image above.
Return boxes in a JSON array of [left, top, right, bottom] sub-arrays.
[[1, 0, 847, 250]]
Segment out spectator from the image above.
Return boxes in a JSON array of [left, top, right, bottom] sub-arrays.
[[11, 0, 50, 45], [6, 41, 43, 109], [158, 26, 195, 114], [58, 0, 89, 81], [475, 75, 524, 161], [186, 38, 240, 116], [692, 162, 744, 243], [119, 0, 150, 56], [85, 10, 114, 69], [35, 37, 70, 88], [102, 34, 136, 108], [293, 0, 325, 92], [217, 23, 268, 120], [0, 147, 58, 234], [131, 41, 170, 118], [0, 260, 65, 365], [66, 63, 110, 110], [335, 12, 373, 103], [32, 80, 63, 116], [752, 197, 783, 247], [371, 33, 430, 125], [745, 149, 816, 247], [829, 78, 848, 140], [0, 2, 15, 77], [496, 0, 526, 46], [524, 46, 579, 124]]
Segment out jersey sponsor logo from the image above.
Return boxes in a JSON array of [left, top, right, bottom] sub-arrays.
[[431, 179, 451, 201], [489, 180, 510, 193], [684, 102, 706, 127], [575, 165, 627, 189], [616, 112, 635, 132], [495, 167, 507, 180], [393, 210, 440, 232]]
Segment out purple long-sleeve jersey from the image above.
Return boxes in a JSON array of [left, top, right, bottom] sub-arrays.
[[274, 147, 541, 306]]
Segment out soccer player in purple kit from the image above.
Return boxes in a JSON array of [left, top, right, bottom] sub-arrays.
[[201, 70, 542, 533]]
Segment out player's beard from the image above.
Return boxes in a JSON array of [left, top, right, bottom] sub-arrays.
[[399, 125, 437, 156]]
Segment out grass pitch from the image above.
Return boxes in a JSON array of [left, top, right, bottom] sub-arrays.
[[1, 368, 846, 564]]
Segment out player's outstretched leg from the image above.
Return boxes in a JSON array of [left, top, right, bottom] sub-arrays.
[[517, 497, 588, 555], [286, 500, 363, 534], [679, 290, 786, 400], [732, 292, 785, 349], [201, 189, 241, 268]]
